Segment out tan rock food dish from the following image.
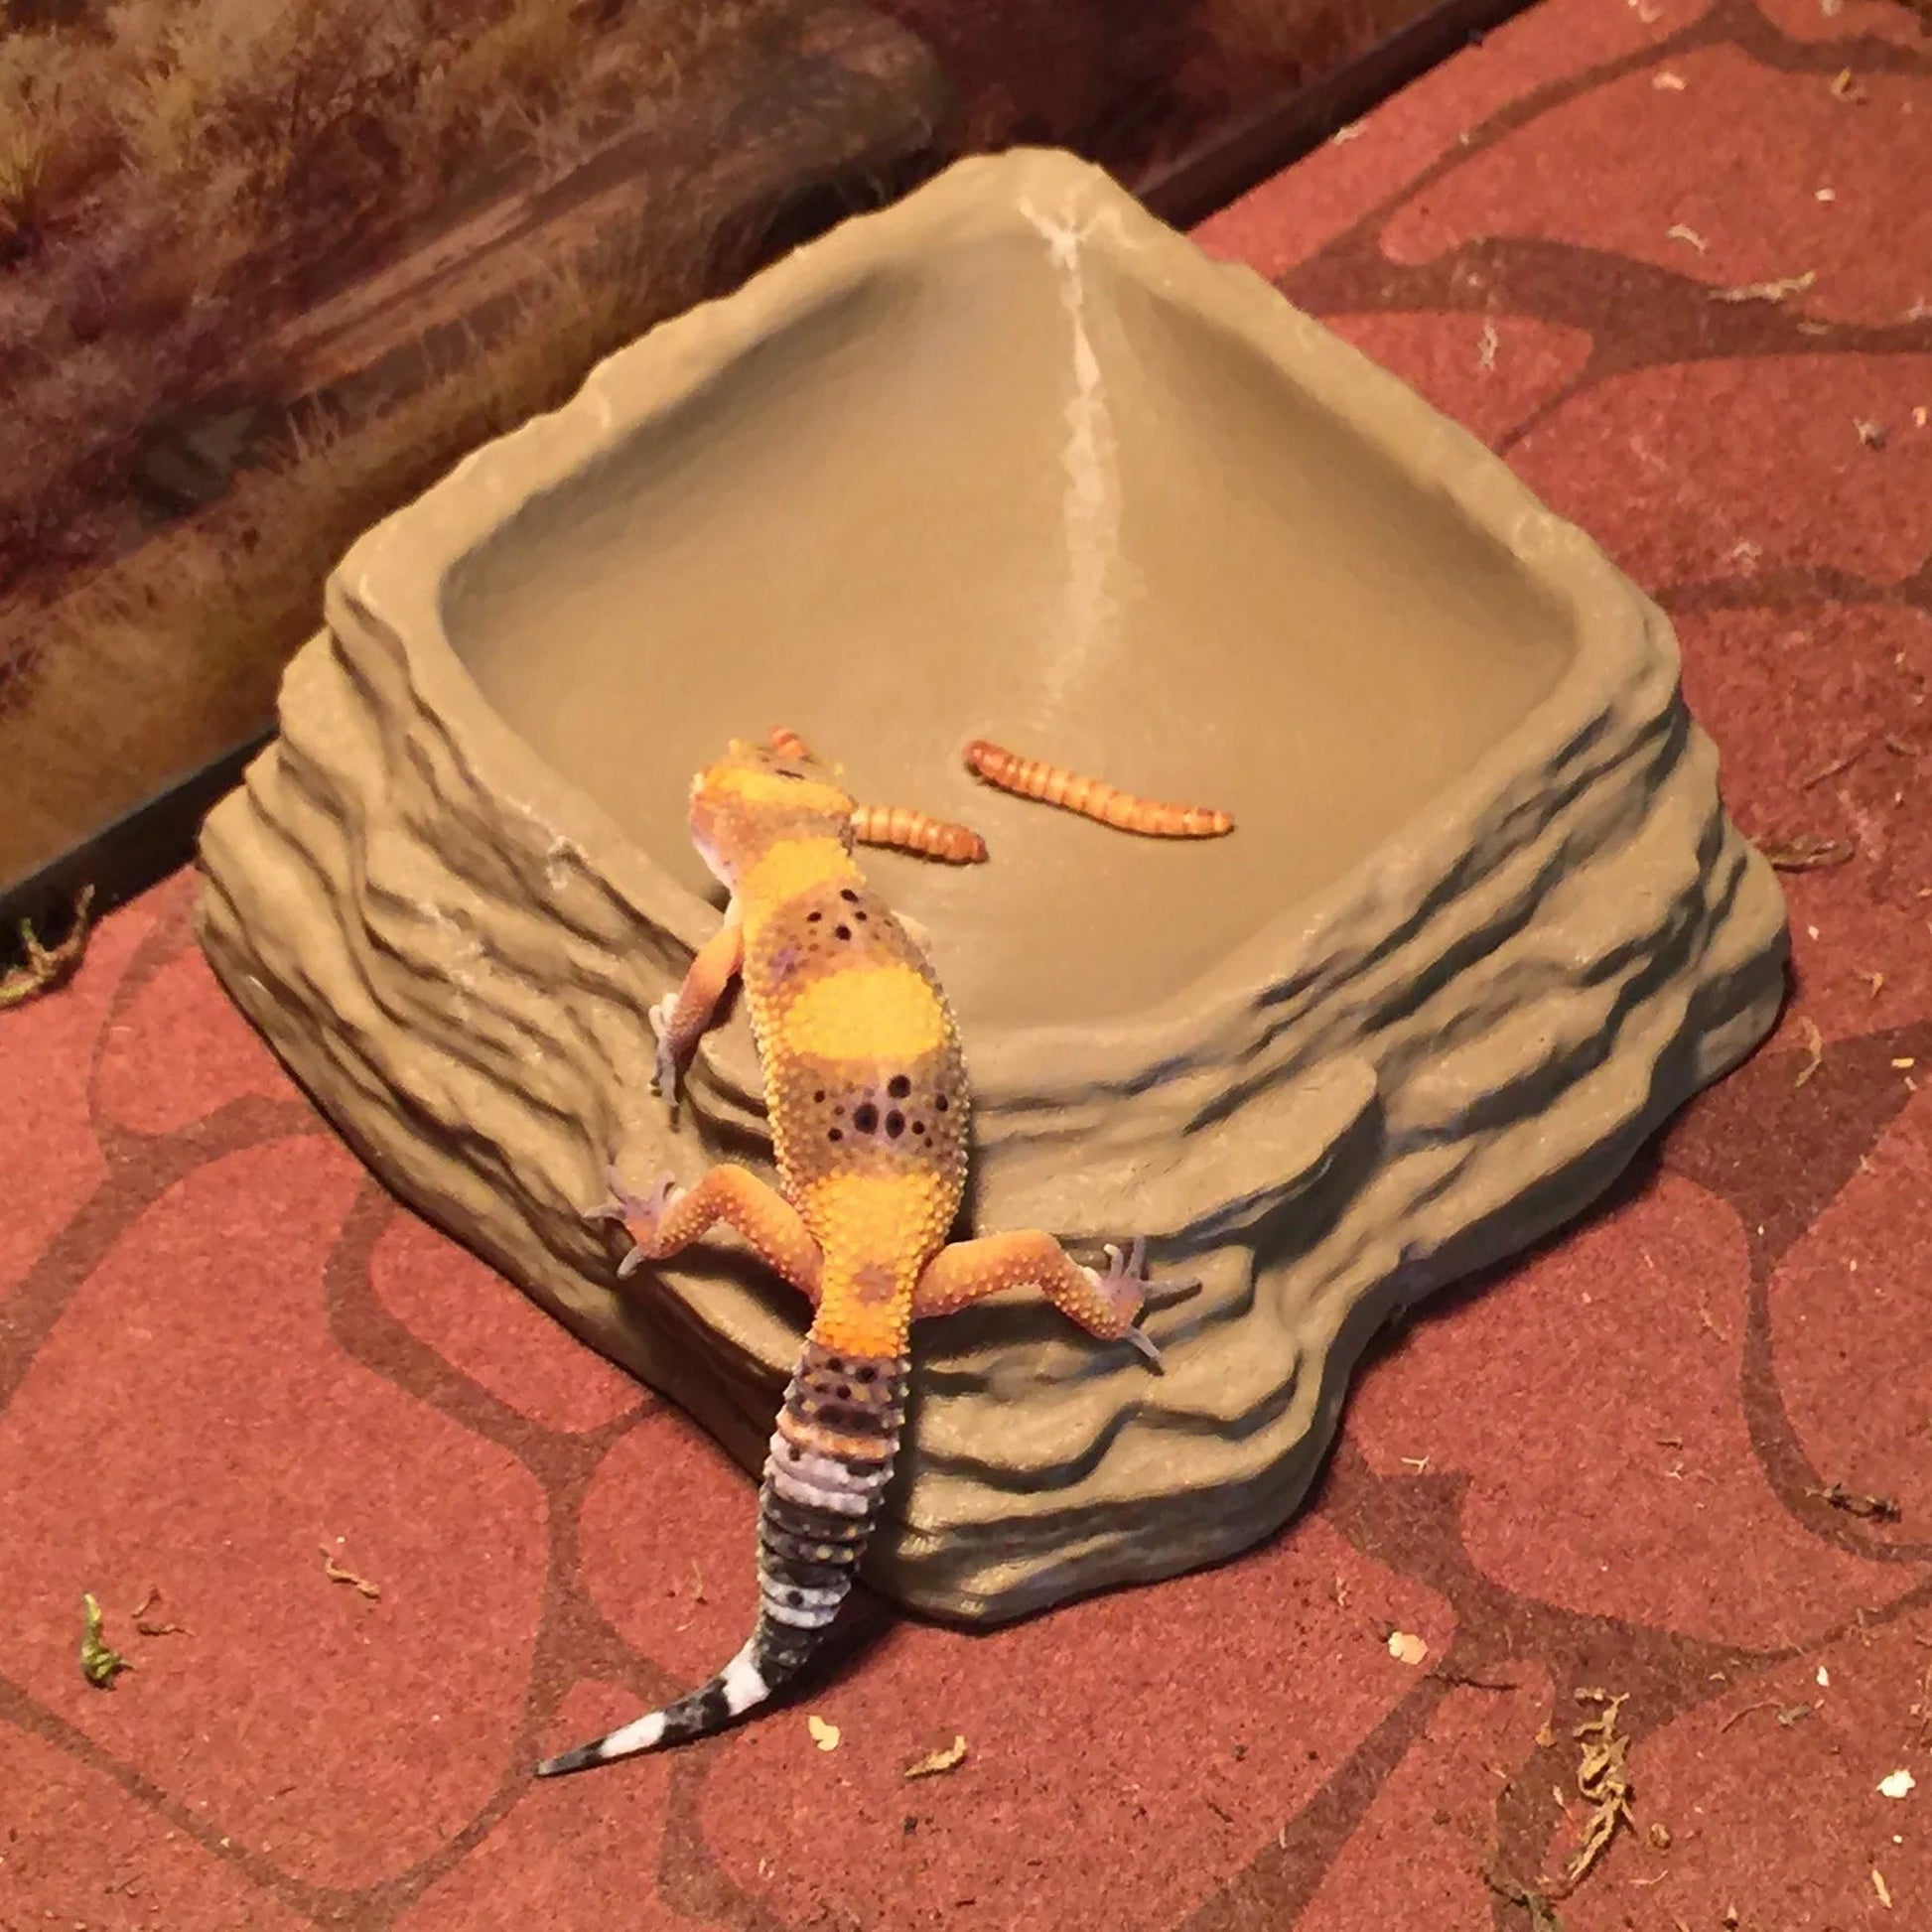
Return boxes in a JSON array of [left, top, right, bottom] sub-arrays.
[[198, 147, 1787, 1623]]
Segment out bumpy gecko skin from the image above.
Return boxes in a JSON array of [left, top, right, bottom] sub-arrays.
[[536, 730, 1186, 1776]]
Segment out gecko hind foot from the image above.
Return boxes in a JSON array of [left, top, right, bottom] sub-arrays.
[[586, 1166, 680, 1278], [1085, 1236, 1175, 1370]]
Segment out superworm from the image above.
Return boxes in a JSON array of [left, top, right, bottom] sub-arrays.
[[962, 739, 1234, 839], [849, 803, 988, 865]]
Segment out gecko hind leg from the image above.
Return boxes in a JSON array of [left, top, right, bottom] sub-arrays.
[[911, 1230, 1194, 1369]]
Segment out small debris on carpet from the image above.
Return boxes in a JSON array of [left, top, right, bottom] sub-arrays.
[[0, 885, 96, 1012], [1800, 746, 1863, 788], [1481, 1862, 1564, 1929], [807, 1714, 841, 1751], [1666, 223, 1708, 252], [322, 1546, 382, 1600], [80, 1591, 132, 1688], [1807, 1479, 1902, 1521], [1829, 68, 1867, 104], [1652, 69, 1686, 89], [1387, 1630, 1429, 1666], [1878, 1769, 1916, 1799], [1560, 1689, 1634, 1889], [130, 1585, 190, 1638], [1793, 1017, 1825, 1088], [1857, 418, 1889, 450], [1710, 270, 1817, 304], [1760, 832, 1854, 871], [902, 1733, 969, 1780], [1873, 1865, 1893, 1909]]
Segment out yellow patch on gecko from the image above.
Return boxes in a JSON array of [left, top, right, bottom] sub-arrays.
[[781, 965, 946, 1062], [719, 769, 852, 815], [802, 1172, 955, 1356], [741, 836, 856, 911]]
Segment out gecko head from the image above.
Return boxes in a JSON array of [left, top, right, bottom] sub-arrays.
[[687, 734, 856, 886]]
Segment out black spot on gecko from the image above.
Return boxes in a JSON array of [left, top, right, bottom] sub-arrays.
[[934, 1093, 950, 1113], [886, 1110, 904, 1138], [835, 924, 852, 940], [912, 1121, 926, 1136], [828, 1128, 843, 1143], [807, 910, 822, 923], [888, 1074, 911, 1098], [853, 1102, 879, 1134], [813, 1089, 826, 1103], [854, 1365, 876, 1383]]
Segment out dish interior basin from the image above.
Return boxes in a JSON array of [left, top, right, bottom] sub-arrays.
[[445, 222, 1574, 1031]]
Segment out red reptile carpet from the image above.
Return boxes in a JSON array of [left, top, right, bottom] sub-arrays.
[[4, 0, 1931, 1923]]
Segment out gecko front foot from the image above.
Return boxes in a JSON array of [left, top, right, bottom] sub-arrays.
[[585, 1166, 680, 1278], [1083, 1236, 1197, 1370], [645, 998, 682, 1118]]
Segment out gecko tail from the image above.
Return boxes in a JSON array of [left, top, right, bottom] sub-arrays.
[[534, 1335, 907, 1779], [533, 1636, 783, 1775]]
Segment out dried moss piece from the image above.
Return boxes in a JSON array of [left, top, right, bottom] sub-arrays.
[[79, 1591, 132, 1688], [0, 885, 95, 1011], [1557, 1689, 1634, 1891]]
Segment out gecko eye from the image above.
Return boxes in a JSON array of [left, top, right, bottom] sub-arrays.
[[773, 765, 805, 781]]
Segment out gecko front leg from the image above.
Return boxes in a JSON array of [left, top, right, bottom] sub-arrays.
[[648, 913, 744, 1119]]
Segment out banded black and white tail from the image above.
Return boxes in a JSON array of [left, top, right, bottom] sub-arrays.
[[534, 1338, 906, 1776]]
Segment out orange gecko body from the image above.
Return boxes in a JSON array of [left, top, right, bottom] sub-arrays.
[[537, 726, 1184, 1778]]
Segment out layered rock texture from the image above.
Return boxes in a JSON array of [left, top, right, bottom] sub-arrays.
[[197, 147, 1787, 1622]]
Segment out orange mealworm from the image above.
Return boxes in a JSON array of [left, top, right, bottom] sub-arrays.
[[849, 803, 988, 865], [961, 739, 1233, 839]]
